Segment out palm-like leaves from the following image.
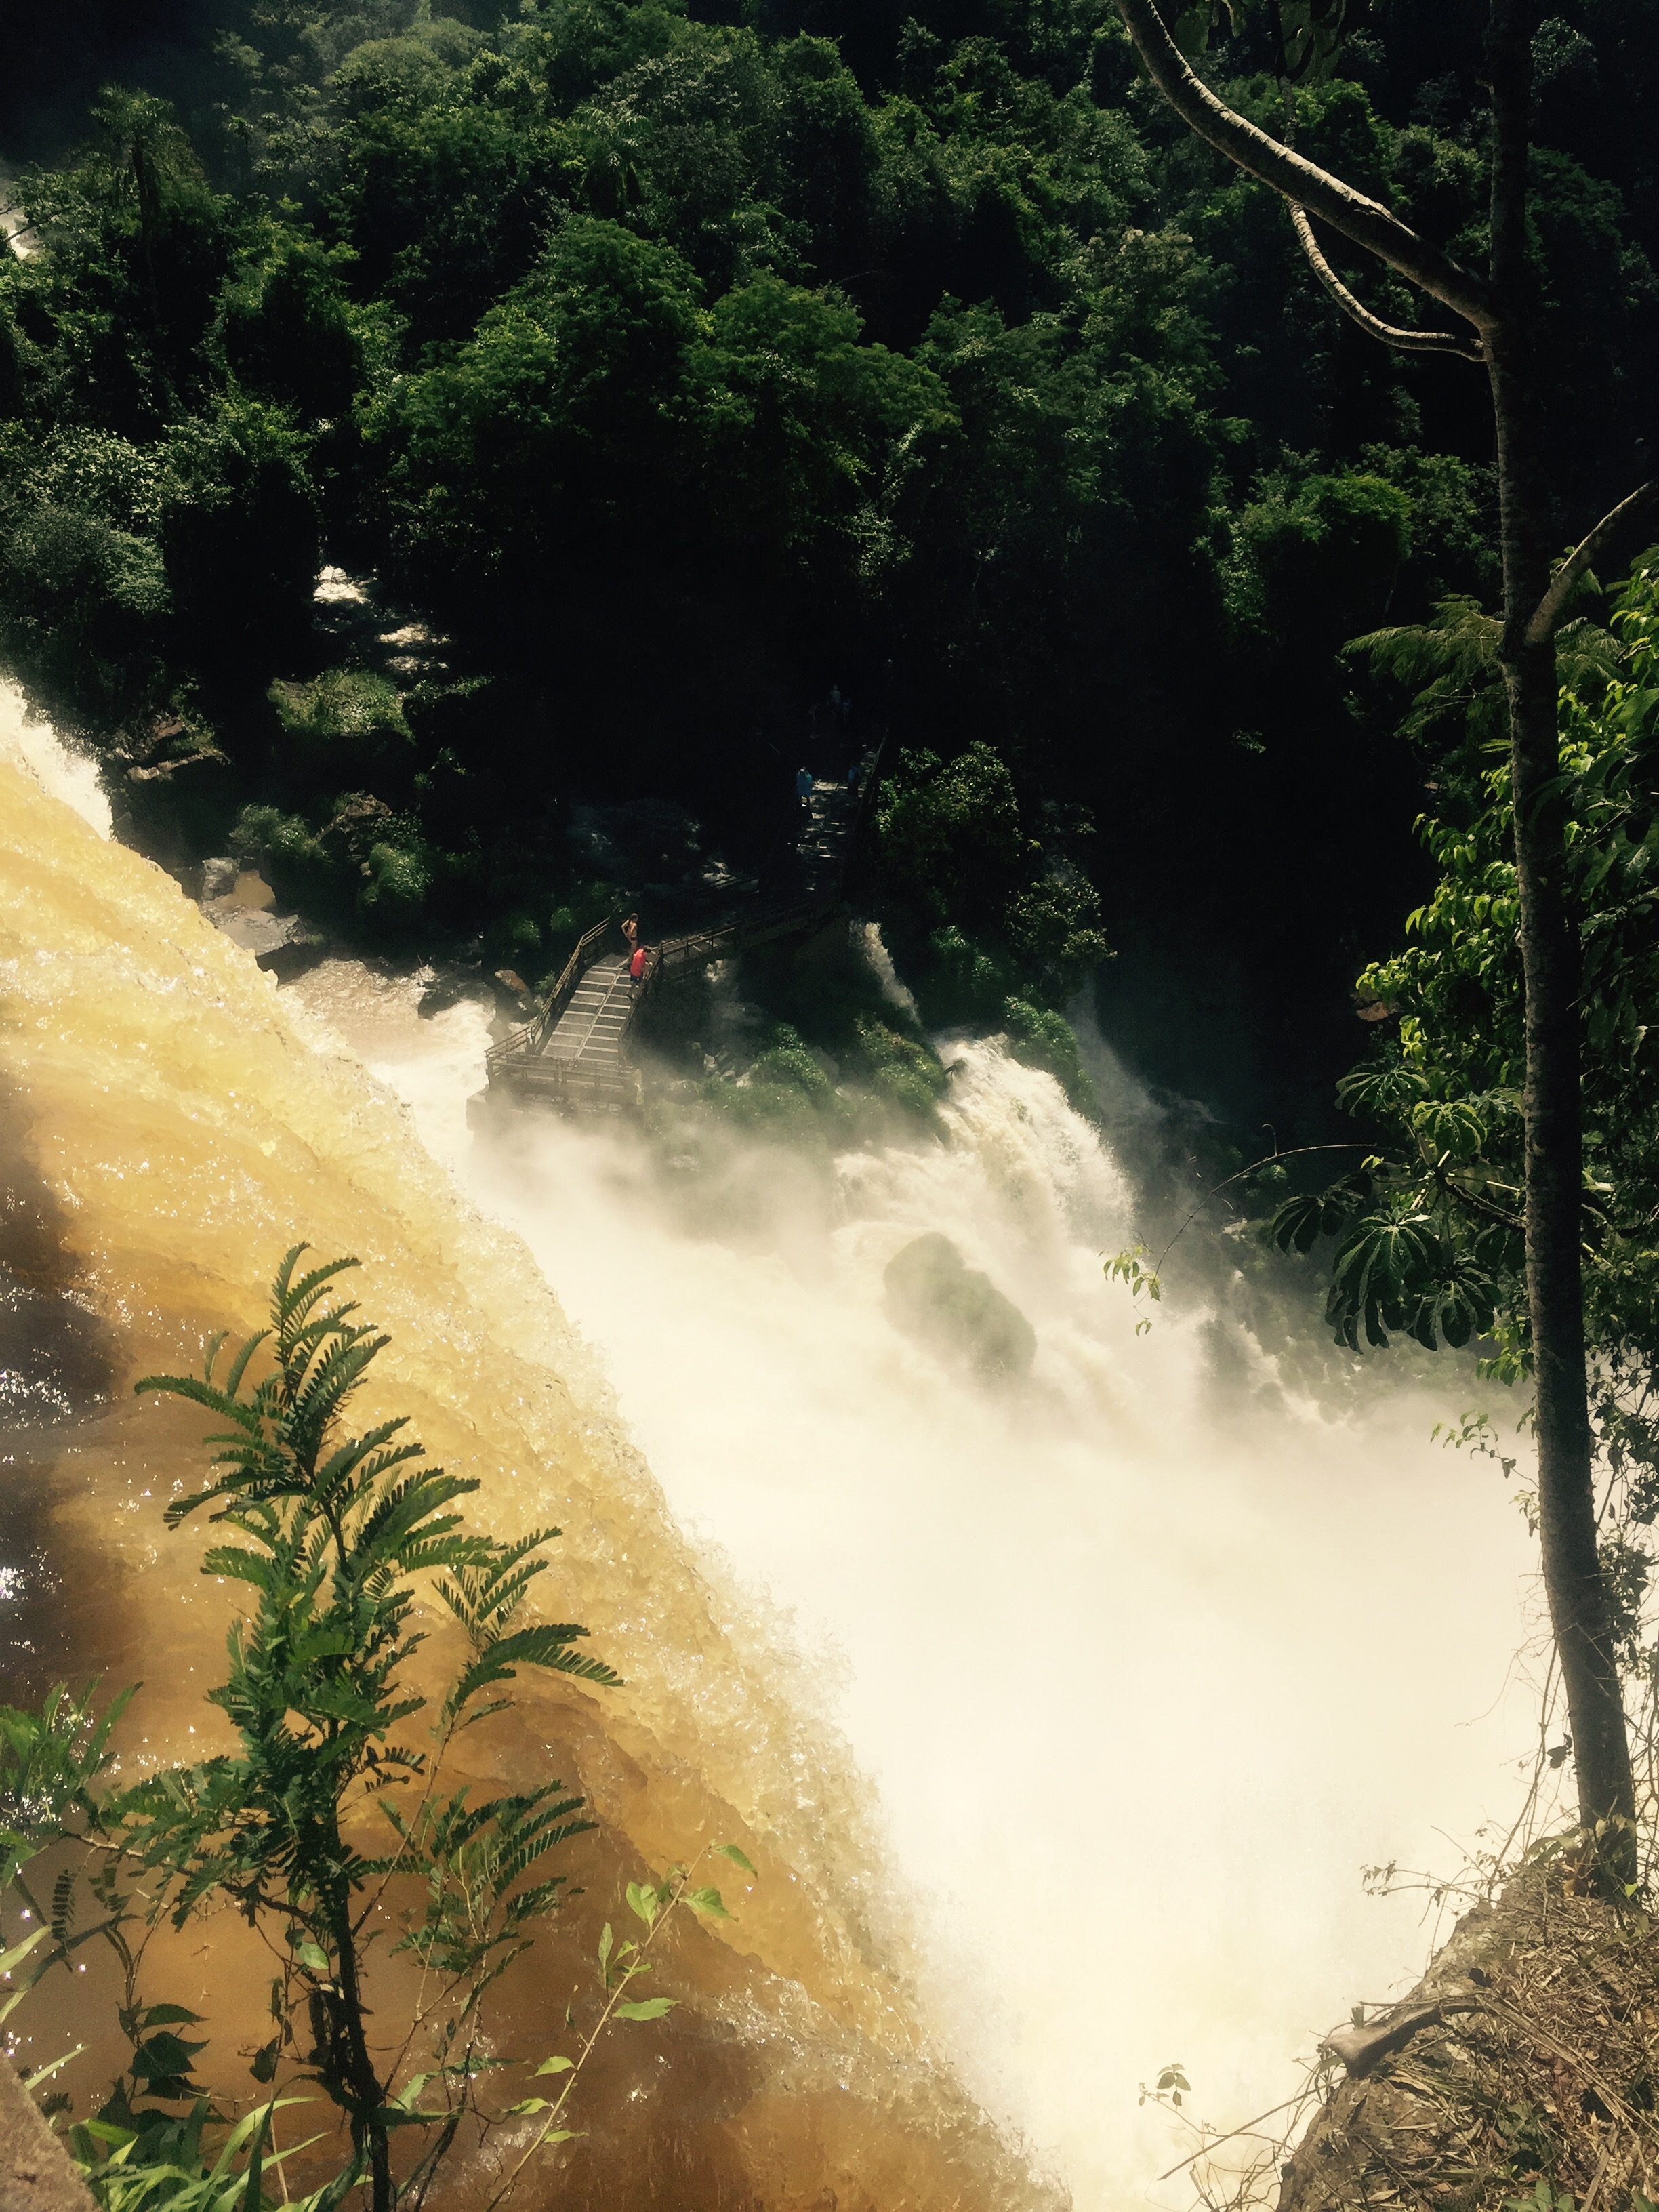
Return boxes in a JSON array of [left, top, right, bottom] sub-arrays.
[[1322, 1208, 1498, 1350]]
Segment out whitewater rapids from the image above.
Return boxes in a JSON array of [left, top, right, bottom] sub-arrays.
[[1, 687, 1540, 2208]]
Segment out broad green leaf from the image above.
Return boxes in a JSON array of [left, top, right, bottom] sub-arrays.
[[506, 2097, 548, 2114], [684, 1885, 731, 1919], [624, 1881, 657, 1928], [613, 1996, 676, 2022], [534, 2055, 574, 2076], [712, 1844, 755, 1876]]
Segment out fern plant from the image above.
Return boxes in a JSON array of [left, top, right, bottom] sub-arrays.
[[96, 1246, 622, 2211]]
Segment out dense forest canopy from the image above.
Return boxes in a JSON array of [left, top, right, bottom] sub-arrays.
[[1, 0, 1655, 1129]]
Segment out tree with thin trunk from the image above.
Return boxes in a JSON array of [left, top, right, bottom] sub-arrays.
[[1109, 0, 1657, 1851]]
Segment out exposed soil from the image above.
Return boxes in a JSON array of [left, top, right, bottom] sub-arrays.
[[1279, 1865, 1659, 2212]]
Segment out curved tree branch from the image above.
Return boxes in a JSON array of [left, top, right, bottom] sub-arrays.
[[1524, 480, 1659, 648], [1290, 207, 1485, 361], [1110, 0, 1499, 331]]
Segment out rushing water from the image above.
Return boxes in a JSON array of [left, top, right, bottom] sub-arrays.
[[1, 686, 1542, 2209]]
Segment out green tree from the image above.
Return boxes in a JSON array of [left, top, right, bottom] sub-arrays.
[[83, 87, 218, 337], [1114, 0, 1658, 1858], [1277, 558, 1659, 1845], [874, 743, 1108, 1021]]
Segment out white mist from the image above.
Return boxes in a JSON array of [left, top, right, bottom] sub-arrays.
[[291, 960, 1542, 2211]]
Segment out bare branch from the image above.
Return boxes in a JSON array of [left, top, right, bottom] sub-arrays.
[[1525, 481, 1659, 648], [1321, 1996, 1482, 2080], [1110, 0, 1498, 332], [1290, 207, 1484, 361]]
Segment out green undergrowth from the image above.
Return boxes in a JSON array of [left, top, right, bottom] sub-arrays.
[[697, 1014, 949, 1143], [634, 926, 955, 1155], [635, 918, 1101, 1168], [1002, 997, 1097, 1116]]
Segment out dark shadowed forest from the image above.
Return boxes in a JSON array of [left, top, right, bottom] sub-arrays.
[[1, 0, 1655, 1133]]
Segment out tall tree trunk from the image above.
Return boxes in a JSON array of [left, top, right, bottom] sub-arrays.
[[1108, 0, 1640, 1853], [1485, 0, 1634, 1847]]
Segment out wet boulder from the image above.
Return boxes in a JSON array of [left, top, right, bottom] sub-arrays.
[[882, 1232, 1036, 1381]]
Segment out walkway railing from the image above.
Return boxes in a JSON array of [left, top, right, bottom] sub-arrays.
[[638, 895, 842, 994], [528, 913, 618, 1051]]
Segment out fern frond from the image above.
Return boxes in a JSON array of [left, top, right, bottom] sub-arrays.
[[287, 1334, 386, 1446], [273, 1249, 361, 1338], [222, 1328, 274, 1402], [543, 1648, 625, 1687], [281, 1306, 368, 1387], [135, 1373, 260, 1425], [199, 1547, 276, 1589], [312, 1424, 417, 1504], [444, 1625, 622, 1721]]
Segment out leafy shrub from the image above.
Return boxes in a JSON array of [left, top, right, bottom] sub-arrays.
[[920, 924, 1019, 1024], [703, 1021, 850, 1139], [0, 1250, 618, 2211], [269, 666, 409, 746], [1002, 874, 1111, 1006], [1236, 470, 1414, 642], [844, 1015, 948, 1118], [874, 743, 1031, 924], [213, 224, 363, 422], [160, 396, 320, 647], [357, 836, 431, 928], [268, 668, 413, 798], [229, 802, 344, 916], [750, 1024, 836, 1102]]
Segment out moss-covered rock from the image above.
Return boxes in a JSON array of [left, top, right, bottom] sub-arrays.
[[845, 1015, 949, 1118], [883, 1232, 1036, 1380]]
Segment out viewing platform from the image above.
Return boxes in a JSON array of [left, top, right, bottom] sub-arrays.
[[476, 747, 878, 1120], [477, 897, 844, 1116]]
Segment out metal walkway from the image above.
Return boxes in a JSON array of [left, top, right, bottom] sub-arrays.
[[482, 896, 844, 1116], [544, 952, 633, 1065], [478, 750, 880, 1120]]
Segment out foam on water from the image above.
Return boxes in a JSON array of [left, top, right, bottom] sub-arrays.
[[295, 955, 1542, 2209], [1, 680, 112, 837]]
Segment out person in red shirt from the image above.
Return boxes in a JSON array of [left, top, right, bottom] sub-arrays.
[[629, 940, 649, 984]]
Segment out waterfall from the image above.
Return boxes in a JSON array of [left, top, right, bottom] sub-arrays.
[[1, 694, 1540, 2208]]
